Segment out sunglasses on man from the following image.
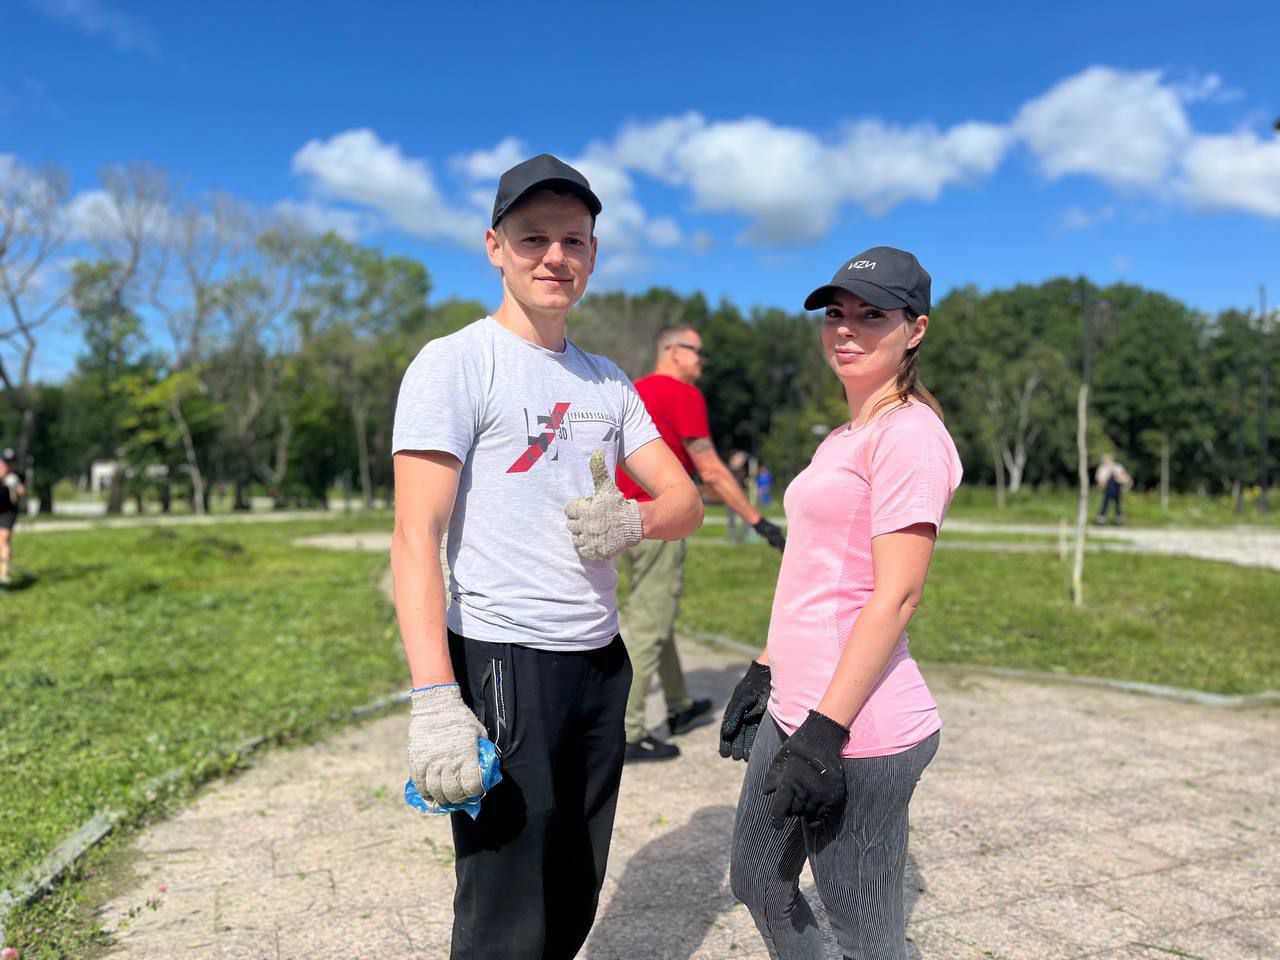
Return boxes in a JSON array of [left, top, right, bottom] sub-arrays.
[[667, 342, 706, 358]]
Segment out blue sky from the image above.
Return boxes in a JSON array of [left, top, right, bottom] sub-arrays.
[[3, 0, 1280, 382]]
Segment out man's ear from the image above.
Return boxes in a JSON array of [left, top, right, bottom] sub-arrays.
[[485, 227, 503, 268]]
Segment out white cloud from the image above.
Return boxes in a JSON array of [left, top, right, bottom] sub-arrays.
[[571, 165, 645, 273], [1014, 66, 1191, 186], [292, 129, 484, 247], [453, 137, 527, 181], [62, 184, 177, 248], [1055, 205, 1116, 231], [646, 217, 682, 248], [65, 188, 120, 241], [603, 114, 1009, 243], [271, 199, 370, 240], [278, 67, 1280, 275], [610, 113, 705, 182], [831, 120, 1009, 216], [668, 118, 841, 242], [594, 250, 654, 282], [1178, 131, 1280, 217], [1174, 72, 1243, 105], [29, 0, 159, 57], [0, 153, 61, 204]]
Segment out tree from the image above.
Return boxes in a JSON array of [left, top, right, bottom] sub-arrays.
[[1092, 287, 1208, 509], [73, 164, 172, 509], [117, 365, 221, 510], [426, 297, 492, 342], [67, 259, 152, 511], [204, 221, 307, 509], [0, 159, 69, 471], [143, 190, 253, 512], [293, 234, 431, 507], [1203, 309, 1260, 503], [569, 288, 695, 380]]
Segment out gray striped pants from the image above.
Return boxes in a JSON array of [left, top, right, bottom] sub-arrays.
[[730, 717, 939, 960]]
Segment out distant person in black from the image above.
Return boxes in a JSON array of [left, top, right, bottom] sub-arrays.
[[0, 449, 25, 585]]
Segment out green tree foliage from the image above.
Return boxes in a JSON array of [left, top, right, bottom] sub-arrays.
[[291, 234, 433, 507], [24, 196, 1278, 512]]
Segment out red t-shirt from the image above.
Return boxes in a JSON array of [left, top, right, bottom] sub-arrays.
[[616, 374, 710, 502]]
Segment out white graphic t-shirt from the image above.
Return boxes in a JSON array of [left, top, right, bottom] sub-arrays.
[[392, 316, 660, 650]]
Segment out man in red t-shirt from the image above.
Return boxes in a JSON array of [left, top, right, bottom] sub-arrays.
[[616, 325, 786, 761]]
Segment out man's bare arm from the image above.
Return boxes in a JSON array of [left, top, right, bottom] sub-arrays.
[[684, 436, 761, 524], [390, 450, 462, 687], [622, 439, 703, 540]]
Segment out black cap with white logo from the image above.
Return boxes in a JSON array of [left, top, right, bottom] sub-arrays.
[[491, 154, 602, 228], [803, 246, 931, 318]]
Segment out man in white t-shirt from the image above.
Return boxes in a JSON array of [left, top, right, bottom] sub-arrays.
[[390, 154, 702, 960]]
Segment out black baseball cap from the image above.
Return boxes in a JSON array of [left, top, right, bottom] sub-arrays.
[[803, 246, 931, 318], [491, 154, 602, 228]]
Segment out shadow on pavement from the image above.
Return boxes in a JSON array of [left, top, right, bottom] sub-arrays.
[[588, 803, 739, 960], [680, 660, 754, 710]]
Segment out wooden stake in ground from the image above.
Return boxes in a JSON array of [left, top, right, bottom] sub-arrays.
[[1072, 381, 1089, 607]]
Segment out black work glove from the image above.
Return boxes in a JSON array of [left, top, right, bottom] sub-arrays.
[[719, 661, 771, 761], [762, 709, 849, 828], [752, 517, 786, 552]]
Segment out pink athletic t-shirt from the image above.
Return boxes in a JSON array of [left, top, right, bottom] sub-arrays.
[[765, 401, 963, 758]]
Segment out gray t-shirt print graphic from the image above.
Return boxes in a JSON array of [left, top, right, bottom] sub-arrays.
[[393, 317, 660, 651]]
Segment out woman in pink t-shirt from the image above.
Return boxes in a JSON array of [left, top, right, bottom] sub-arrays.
[[719, 246, 962, 960]]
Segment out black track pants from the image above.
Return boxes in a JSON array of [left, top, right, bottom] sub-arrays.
[[447, 630, 632, 960]]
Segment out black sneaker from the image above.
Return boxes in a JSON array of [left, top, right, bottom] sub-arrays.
[[667, 698, 714, 736], [624, 735, 681, 763]]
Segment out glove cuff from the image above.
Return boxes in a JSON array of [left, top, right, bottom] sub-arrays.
[[801, 709, 850, 751], [752, 517, 773, 533], [620, 498, 644, 549], [746, 660, 771, 683], [411, 683, 462, 714]]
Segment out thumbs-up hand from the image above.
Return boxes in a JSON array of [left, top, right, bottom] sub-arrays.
[[564, 450, 644, 562]]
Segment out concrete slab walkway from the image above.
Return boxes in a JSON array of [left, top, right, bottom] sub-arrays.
[[89, 533, 1280, 960], [94, 645, 1280, 960]]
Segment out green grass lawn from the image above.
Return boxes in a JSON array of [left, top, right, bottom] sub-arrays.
[[0, 516, 399, 906], [720, 486, 1280, 528], [693, 521, 1133, 547], [666, 541, 1280, 696]]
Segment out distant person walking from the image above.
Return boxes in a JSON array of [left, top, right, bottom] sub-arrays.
[[721, 247, 961, 960], [390, 154, 701, 960], [726, 450, 750, 541], [0, 449, 26, 586], [1095, 452, 1133, 525], [616, 325, 786, 762]]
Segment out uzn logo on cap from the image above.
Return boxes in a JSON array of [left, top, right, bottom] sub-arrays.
[[848, 260, 876, 270]]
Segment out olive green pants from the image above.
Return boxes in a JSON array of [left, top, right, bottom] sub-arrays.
[[621, 538, 692, 743]]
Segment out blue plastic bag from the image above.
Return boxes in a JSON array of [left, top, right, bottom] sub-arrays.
[[404, 737, 503, 820]]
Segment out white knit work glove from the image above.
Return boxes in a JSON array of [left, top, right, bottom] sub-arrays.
[[564, 450, 644, 562], [407, 683, 487, 805]]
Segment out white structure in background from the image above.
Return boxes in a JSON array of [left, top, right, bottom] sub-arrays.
[[83, 460, 171, 493], [87, 459, 117, 493]]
